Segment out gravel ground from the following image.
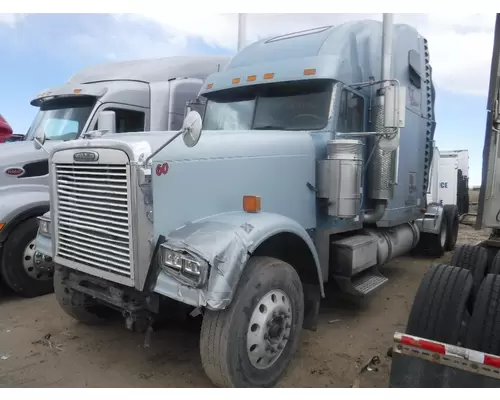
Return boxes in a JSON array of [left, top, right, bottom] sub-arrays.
[[0, 225, 490, 388]]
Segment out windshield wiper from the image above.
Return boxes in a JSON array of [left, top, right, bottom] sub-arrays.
[[253, 125, 286, 130]]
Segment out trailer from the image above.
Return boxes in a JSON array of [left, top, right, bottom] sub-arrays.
[[389, 13, 500, 388], [0, 55, 230, 298], [34, 15, 459, 387], [441, 149, 470, 215]]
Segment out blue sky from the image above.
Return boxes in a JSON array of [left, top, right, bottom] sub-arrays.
[[0, 13, 491, 185]]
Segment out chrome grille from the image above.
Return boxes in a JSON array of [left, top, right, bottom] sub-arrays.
[[54, 163, 132, 278]]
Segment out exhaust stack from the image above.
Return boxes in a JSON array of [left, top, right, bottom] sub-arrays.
[[364, 13, 395, 224], [237, 14, 247, 52]]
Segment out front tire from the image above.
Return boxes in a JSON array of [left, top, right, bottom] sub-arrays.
[[0, 217, 54, 297], [200, 256, 304, 388]]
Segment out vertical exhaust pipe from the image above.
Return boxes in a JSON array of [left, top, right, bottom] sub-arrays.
[[364, 13, 394, 224], [237, 13, 247, 52], [381, 13, 394, 86]]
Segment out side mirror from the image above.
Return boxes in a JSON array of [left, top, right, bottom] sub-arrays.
[[383, 85, 406, 129], [97, 111, 116, 134], [182, 110, 203, 148], [33, 129, 46, 150]]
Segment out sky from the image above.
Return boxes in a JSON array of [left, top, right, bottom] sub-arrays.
[[0, 12, 496, 186]]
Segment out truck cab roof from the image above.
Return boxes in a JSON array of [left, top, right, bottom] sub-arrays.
[[67, 55, 232, 84], [201, 20, 425, 96]]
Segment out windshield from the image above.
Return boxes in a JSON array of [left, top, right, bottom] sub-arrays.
[[26, 97, 96, 141], [203, 79, 333, 131]]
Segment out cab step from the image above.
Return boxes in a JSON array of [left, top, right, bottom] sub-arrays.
[[333, 267, 389, 297]]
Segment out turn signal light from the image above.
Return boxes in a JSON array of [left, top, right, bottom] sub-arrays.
[[304, 68, 316, 76], [243, 195, 261, 213]]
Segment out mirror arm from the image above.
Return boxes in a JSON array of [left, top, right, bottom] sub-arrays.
[[142, 128, 185, 168]]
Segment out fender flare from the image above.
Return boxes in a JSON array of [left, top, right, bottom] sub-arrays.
[[156, 211, 323, 310], [0, 190, 50, 243]]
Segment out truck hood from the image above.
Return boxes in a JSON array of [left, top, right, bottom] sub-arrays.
[[0, 140, 62, 166], [47, 132, 186, 165]]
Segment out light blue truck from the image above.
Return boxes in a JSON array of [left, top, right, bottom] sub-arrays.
[[0, 55, 229, 297], [34, 15, 458, 387]]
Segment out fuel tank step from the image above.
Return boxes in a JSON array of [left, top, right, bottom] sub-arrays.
[[333, 267, 389, 297]]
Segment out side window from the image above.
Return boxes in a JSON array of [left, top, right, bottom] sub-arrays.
[[111, 109, 145, 133], [91, 108, 146, 132], [336, 90, 364, 133]]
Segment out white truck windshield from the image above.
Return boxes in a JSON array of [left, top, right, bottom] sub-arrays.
[[203, 80, 333, 131], [26, 97, 96, 141]]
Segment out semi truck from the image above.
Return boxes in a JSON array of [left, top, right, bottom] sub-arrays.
[[0, 55, 230, 298], [34, 15, 459, 387], [389, 13, 500, 388]]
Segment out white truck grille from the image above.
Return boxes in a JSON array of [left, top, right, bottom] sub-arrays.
[[54, 163, 132, 278]]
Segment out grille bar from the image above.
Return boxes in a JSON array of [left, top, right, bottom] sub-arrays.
[[54, 162, 132, 278]]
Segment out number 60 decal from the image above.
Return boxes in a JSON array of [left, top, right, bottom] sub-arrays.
[[156, 162, 169, 176]]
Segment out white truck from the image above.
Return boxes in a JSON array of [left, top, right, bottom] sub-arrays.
[[389, 14, 500, 388], [0, 55, 229, 297]]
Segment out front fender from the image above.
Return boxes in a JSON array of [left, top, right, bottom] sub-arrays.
[[153, 211, 322, 310], [0, 187, 49, 242]]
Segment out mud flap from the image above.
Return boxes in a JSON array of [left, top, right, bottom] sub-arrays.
[[303, 283, 320, 331]]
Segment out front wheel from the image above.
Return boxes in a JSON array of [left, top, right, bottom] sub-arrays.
[[0, 217, 54, 297], [200, 256, 304, 388]]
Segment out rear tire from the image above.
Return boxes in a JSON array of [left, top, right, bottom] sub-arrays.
[[199, 256, 304, 388], [418, 213, 448, 258], [54, 267, 110, 325], [489, 251, 500, 275], [406, 263, 473, 345], [0, 217, 54, 297], [451, 244, 488, 295], [465, 274, 500, 355], [443, 205, 459, 251]]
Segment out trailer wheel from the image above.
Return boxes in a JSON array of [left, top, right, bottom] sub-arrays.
[[451, 244, 488, 295], [200, 256, 304, 388], [406, 264, 473, 345], [0, 217, 54, 297], [443, 205, 459, 251], [465, 274, 500, 355], [54, 267, 110, 325]]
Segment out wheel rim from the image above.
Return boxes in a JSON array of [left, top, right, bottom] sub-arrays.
[[440, 220, 447, 247], [23, 240, 53, 281], [246, 289, 292, 370]]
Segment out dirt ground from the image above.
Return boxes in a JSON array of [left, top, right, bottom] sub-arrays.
[[0, 225, 491, 388]]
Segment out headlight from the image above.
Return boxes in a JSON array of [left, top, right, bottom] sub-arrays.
[[159, 244, 208, 287], [37, 217, 51, 238]]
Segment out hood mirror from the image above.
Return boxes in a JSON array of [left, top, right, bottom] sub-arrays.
[[33, 129, 46, 151], [182, 110, 203, 148]]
